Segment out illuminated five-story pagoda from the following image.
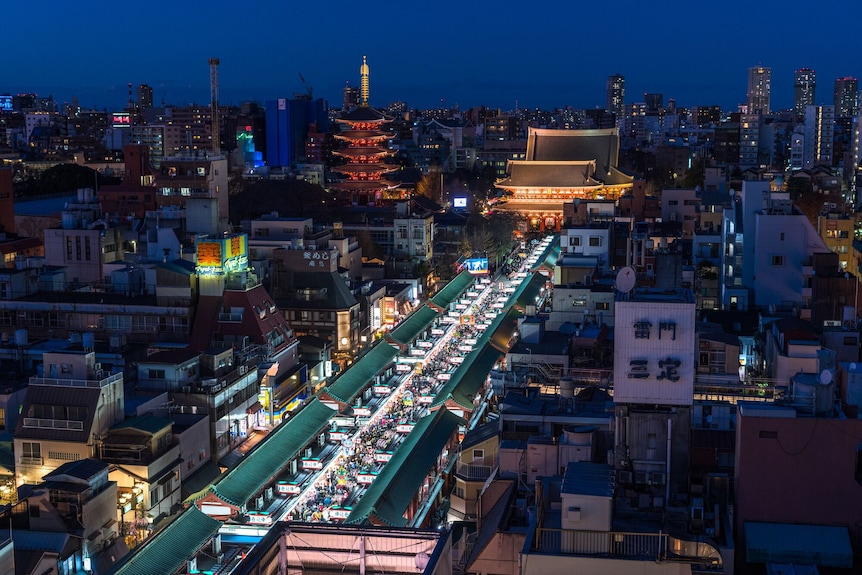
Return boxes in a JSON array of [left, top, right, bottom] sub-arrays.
[[330, 56, 397, 206]]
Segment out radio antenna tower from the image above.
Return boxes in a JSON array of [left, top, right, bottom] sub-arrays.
[[209, 58, 220, 154]]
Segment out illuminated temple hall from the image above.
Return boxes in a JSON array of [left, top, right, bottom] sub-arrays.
[[330, 56, 397, 206], [495, 127, 634, 231]]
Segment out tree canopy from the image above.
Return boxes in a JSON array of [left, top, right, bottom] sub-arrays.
[[228, 179, 338, 223], [14, 164, 117, 198]]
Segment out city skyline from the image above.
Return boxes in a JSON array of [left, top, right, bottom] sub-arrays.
[[5, 0, 862, 113]]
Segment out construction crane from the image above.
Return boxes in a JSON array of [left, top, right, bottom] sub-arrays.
[[298, 73, 313, 99]]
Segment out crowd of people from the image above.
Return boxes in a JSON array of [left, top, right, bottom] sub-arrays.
[[281, 238, 545, 523]]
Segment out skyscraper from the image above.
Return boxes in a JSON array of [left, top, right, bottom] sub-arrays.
[[137, 84, 153, 110], [794, 68, 816, 117], [265, 97, 330, 168], [834, 76, 859, 118], [343, 83, 360, 111], [747, 66, 771, 115], [606, 74, 625, 119]]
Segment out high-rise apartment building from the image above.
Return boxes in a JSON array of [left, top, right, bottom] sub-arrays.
[[606, 74, 625, 119], [834, 76, 859, 118], [803, 104, 834, 169], [739, 113, 761, 167], [138, 83, 153, 110], [794, 68, 816, 117], [747, 66, 771, 115]]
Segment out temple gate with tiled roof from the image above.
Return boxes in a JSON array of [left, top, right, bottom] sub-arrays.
[[495, 127, 634, 231]]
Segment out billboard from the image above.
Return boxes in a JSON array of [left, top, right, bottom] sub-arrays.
[[196, 234, 249, 275], [464, 258, 489, 275], [0, 96, 12, 112], [453, 196, 467, 208], [112, 112, 131, 128]]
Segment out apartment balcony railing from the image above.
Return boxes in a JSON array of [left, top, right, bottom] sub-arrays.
[[30, 371, 123, 389], [22, 418, 84, 431], [534, 528, 667, 560], [455, 461, 494, 481]]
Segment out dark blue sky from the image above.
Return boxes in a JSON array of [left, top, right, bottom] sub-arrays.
[[5, 0, 861, 113]]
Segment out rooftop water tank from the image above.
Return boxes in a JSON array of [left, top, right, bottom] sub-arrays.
[[562, 425, 597, 446]]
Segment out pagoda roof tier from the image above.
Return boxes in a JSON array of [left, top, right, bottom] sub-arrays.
[[332, 147, 394, 158], [333, 164, 398, 175], [337, 105, 389, 123], [334, 130, 396, 140], [496, 161, 604, 189], [330, 180, 398, 191]]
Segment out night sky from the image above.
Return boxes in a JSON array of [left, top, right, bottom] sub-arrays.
[[6, 0, 862, 112]]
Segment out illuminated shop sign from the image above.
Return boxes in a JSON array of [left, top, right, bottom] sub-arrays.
[[196, 235, 249, 275]]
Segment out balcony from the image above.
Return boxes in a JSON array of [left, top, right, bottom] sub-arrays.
[[532, 528, 722, 567], [455, 461, 494, 481], [534, 528, 667, 559], [22, 418, 84, 431], [30, 371, 123, 389]]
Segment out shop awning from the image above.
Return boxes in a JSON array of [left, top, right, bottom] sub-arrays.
[[745, 521, 853, 568], [246, 401, 263, 414]]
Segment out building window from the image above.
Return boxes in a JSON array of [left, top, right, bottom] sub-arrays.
[[22, 442, 41, 461], [147, 369, 165, 379], [595, 301, 610, 311], [569, 236, 581, 247], [759, 430, 777, 439], [589, 237, 602, 247], [771, 255, 784, 266], [472, 449, 484, 460]]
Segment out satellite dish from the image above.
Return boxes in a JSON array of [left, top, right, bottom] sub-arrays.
[[616, 267, 636, 293], [819, 369, 833, 385]]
